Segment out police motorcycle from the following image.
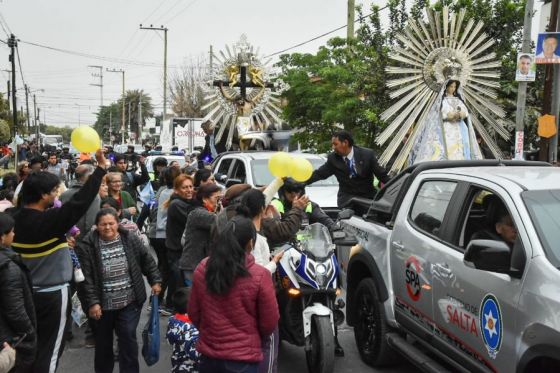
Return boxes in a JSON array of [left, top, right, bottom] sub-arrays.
[[275, 219, 354, 373]]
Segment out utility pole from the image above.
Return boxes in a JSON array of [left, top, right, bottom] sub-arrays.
[[8, 35, 16, 140], [33, 94, 38, 141], [514, 0, 534, 160], [107, 68, 125, 143], [138, 93, 142, 144], [551, 2, 560, 162], [89, 65, 104, 110], [209, 45, 213, 73], [347, 0, 355, 40], [24, 85, 30, 133], [8, 34, 18, 167], [540, 0, 559, 160], [140, 24, 168, 120], [109, 110, 112, 145], [128, 101, 131, 142]]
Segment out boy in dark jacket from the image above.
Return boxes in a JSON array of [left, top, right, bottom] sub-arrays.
[[166, 288, 200, 373], [9, 149, 107, 373], [0, 213, 37, 372]]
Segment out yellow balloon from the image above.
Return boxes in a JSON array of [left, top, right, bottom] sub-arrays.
[[290, 157, 313, 182], [71, 126, 101, 153], [268, 152, 292, 178]]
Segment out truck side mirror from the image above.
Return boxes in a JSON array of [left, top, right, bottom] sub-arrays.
[[225, 178, 242, 188], [464, 239, 515, 276], [215, 173, 228, 184]]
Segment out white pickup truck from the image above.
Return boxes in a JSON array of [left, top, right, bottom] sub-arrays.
[[338, 160, 560, 373]]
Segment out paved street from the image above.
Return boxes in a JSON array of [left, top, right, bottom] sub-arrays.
[[59, 299, 415, 373]]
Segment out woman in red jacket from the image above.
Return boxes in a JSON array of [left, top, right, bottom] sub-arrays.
[[188, 213, 279, 373]]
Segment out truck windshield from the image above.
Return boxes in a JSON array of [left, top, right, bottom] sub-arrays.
[[44, 137, 61, 145], [251, 159, 338, 187], [522, 190, 560, 268]]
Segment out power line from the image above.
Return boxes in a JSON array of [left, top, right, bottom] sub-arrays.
[[163, 0, 199, 25], [19, 39, 181, 68], [141, 0, 172, 25], [15, 45, 26, 87], [264, 6, 387, 58], [0, 13, 10, 38], [151, 0, 183, 25]]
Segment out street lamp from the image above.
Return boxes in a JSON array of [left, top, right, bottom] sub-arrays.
[[29, 88, 45, 142]]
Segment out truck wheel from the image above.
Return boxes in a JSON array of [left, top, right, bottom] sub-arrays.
[[354, 277, 396, 366], [305, 315, 334, 373]]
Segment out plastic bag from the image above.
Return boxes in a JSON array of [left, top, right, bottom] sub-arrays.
[[71, 293, 88, 327], [142, 295, 160, 366]]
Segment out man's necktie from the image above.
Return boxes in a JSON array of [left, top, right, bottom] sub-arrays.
[[346, 157, 356, 177]]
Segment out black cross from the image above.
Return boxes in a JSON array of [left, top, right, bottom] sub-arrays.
[[213, 65, 274, 101]]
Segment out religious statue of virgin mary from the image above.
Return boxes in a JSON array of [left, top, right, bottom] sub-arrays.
[[410, 79, 482, 164], [375, 7, 512, 173]]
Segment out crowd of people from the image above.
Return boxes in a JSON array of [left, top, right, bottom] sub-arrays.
[[0, 129, 392, 373], [0, 138, 333, 373]]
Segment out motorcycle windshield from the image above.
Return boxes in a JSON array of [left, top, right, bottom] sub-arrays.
[[299, 223, 333, 259]]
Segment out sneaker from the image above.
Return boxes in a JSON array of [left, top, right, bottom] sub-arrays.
[[159, 306, 172, 316]]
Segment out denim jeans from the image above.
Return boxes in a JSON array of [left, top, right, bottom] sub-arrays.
[[94, 303, 142, 373], [200, 356, 258, 373]]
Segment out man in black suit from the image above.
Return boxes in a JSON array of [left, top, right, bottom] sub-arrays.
[[307, 130, 390, 207], [200, 120, 226, 163]]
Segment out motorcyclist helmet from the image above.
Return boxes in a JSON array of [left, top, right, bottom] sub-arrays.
[[282, 177, 306, 196], [153, 157, 168, 169]]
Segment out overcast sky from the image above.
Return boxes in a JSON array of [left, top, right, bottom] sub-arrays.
[[0, 0, 545, 128], [0, 0, 380, 128]]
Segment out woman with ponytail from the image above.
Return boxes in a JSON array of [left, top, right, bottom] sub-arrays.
[[188, 214, 279, 373], [165, 174, 197, 299]]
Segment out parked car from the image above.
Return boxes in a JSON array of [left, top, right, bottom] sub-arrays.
[[212, 151, 339, 217], [144, 154, 187, 180], [114, 144, 144, 154], [338, 160, 560, 372]]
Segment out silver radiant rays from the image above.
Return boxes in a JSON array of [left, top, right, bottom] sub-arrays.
[[377, 7, 511, 172]]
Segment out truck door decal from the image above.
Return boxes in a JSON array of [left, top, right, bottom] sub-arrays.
[[405, 255, 422, 301], [480, 294, 503, 359]]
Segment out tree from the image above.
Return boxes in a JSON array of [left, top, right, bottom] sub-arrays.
[[94, 90, 153, 143], [278, 1, 532, 155], [0, 120, 10, 143], [43, 125, 73, 142], [277, 5, 390, 152], [169, 56, 207, 117]]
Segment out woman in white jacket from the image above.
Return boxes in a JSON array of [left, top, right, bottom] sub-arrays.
[[239, 189, 283, 273], [238, 188, 282, 373]]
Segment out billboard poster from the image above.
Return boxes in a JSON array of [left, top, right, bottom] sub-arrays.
[[515, 53, 536, 82], [172, 118, 205, 152], [535, 32, 560, 64]]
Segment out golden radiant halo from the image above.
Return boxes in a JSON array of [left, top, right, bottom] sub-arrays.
[[200, 34, 284, 150]]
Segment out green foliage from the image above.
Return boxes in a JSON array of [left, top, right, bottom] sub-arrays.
[[0, 120, 10, 143], [94, 90, 153, 143], [278, 0, 533, 154], [277, 5, 390, 152], [43, 125, 73, 142]]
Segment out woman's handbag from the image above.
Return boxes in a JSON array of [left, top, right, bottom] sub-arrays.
[[141, 295, 160, 366]]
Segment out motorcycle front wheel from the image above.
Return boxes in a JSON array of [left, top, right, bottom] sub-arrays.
[[305, 315, 334, 373]]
